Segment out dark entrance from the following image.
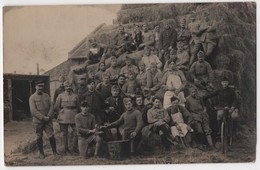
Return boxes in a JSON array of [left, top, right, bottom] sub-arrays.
[[11, 80, 32, 121]]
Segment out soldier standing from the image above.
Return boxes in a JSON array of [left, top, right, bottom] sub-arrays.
[[29, 80, 59, 159], [54, 81, 80, 155]]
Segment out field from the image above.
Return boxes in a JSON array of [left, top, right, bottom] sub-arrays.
[[4, 120, 256, 166]]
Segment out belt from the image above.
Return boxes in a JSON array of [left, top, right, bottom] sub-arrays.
[[61, 106, 77, 109]]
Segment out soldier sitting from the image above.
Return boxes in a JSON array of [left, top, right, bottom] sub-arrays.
[[112, 26, 135, 57], [189, 51, 214, 94], [75, 101, 103, 159]]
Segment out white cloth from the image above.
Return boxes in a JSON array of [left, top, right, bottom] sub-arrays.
[[163, 73, 186, 109], [170, 112, 188, 137]]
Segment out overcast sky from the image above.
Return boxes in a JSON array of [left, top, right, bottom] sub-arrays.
[[3, 5, 121, 74]]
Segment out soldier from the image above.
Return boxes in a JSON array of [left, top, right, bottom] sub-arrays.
[[188, 14, 202, 66], [105, 98, 143, 155], [112, 26, 135, 57], [199, 12, 218, 60], [53, 76, 66, 103], [29, 80, 59, 159], [87, 38, 107, 65], [141, 46, 162, 71], [132, 25, 143, 50], [161, 60, 187, 108], [95, 62, 106, 83], [189, 51, 214, 93], [83, 79, 106, 125], [186, 88, 214, 150], [75, 101, 103, 159], [153, 25, 161, 53], [159, 22, 177, 65], [120, 56, 139, 79], [105, 56, 121, 83], [177, 18, 191, 51], [54, 81, 80, 155], [147, 97, 176, 149], [139, 24, 155, 49], [95, 72, 112, 100], [136, 62, 148, 90], [145, 62, 163, 96], [104, 85, 125, 140]]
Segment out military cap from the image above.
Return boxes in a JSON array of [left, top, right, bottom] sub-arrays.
[[197, 51, 205, 58], [35, 80, 45, 86], [80, 100, 89, 107]]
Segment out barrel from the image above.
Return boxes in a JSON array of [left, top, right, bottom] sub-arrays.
[[106, 140, 131, 160]]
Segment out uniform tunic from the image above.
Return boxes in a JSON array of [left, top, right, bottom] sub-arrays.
[[55, 92, 80, 124], [29, 92, 54, 138], [141, 54, 162, 70], [185, 95, 211, 135], [162, 70, 186, 108], [136, 71, 148, 87], [110, 109, 143, 137], [120, 65, 139, 78], [105, 66, 121, 81], [29, 92, 53, 123], [189, 60, 213, 83]]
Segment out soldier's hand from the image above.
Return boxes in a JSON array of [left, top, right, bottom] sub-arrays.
[[130, 132, 137, 139], [109, 107, 115, 111], [43, 116, 50, 122]]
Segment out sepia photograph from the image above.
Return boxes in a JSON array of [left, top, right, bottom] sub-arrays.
[[2, 1, 257, 166]]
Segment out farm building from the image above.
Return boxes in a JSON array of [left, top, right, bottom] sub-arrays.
[[4, 74, 50, 123]]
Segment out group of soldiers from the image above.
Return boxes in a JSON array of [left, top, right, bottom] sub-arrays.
[[29, 12, 240, 159]]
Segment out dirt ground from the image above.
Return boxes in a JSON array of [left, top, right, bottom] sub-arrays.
[[4, 120, 256, 166]]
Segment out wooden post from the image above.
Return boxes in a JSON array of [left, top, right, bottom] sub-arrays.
[[7, 79, 13, 121]]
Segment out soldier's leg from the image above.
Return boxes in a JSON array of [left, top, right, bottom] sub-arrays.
[[60, 124, 70, 154], [205, 43, 216, 59], [70, 124, 78, 153], [78, 137, 88, 158], [201, 116, 214, 148], [34, 123, 45, 158], [217, 110, 224, 135], [190, 43, 201, 66], [45, 121, 59, 155], [94, 135, 103, 157]]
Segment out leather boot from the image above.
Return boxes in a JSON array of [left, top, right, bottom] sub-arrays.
[[49, 136, 59, 155], [62, 135, 71, 155], [206, 134, 214, 150], [37, 138, 45, 159], [72, 135, 79, 154]]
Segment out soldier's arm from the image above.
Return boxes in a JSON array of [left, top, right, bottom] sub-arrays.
[[189, 63, 196, 81], [134, 111, 144, 133], [110, 114, 124, 127], [29, 96, 45, 121], [54, 94, 62, 113], [180, 105, 193, 125], [75, 116, 92, 135], [163, 110, 170, 123], [206, 63, 214, 82], [47, 95, 54, 118]]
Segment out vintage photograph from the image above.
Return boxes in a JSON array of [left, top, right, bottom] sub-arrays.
[[3, 2, 256, 166]]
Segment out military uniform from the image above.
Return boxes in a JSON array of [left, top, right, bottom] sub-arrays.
[[55, 92, 80, 153], [29, 92, 54, 139], [75, 113, 103, 158], [189, 60, 214, 88], [199, 20, 218, 58], [120, 64, 139, 79], [29, 82, 58, 157]]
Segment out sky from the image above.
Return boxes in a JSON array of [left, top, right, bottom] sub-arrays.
[[3, 5, 121, 74]]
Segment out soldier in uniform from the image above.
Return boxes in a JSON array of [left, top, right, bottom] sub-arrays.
[[53, 76, 65, 103], [54, 81, 80, 155], [29, 80, 59, 159], [199, 12, 218, 60], [188, 15, 202, 66], [112, 26, 135, 57], [177, 18, 191, 51], [75, 101, 103, 159], [159, 22, 177, 65], [189, 51, 214, 94], [120, 56, 139, 79], [83, 79, 106, 125]]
